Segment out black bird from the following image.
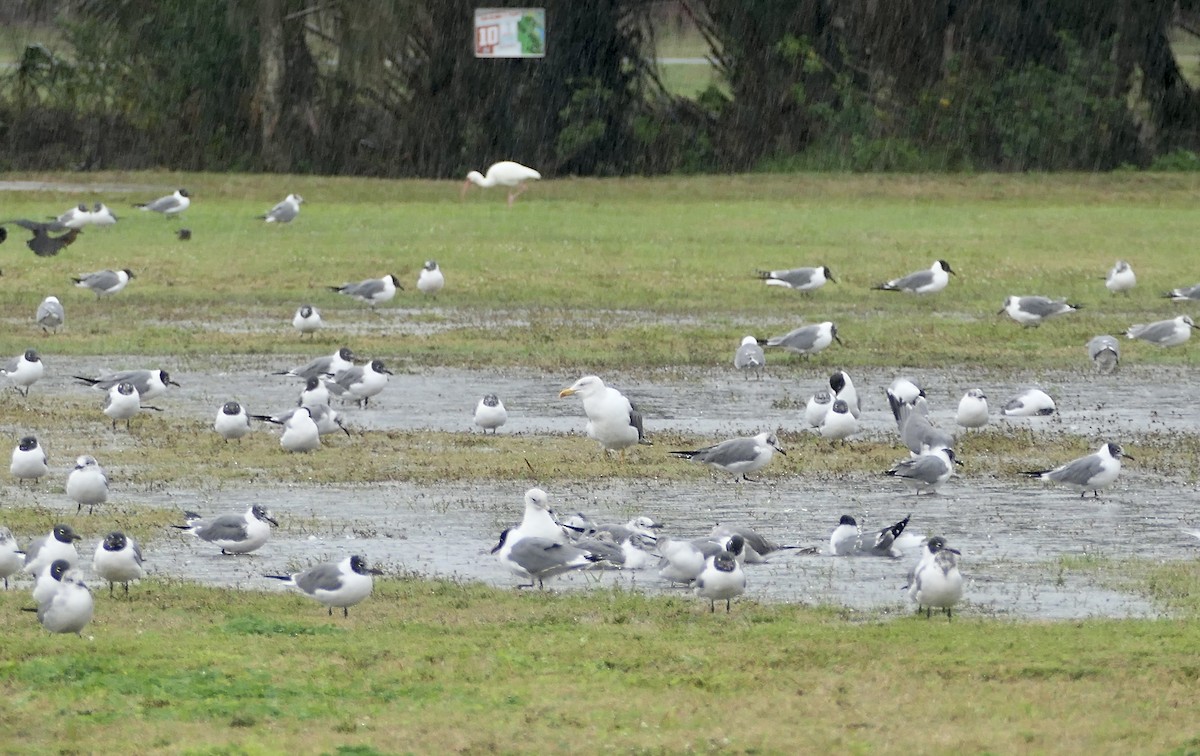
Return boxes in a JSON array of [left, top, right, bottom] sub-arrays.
[[0, 219, 81, 257]]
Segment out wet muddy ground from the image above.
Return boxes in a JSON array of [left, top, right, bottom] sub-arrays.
[[5, 357, 1200, 619]]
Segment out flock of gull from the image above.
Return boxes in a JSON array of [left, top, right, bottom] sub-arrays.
[[3, 169, 1199, 633]]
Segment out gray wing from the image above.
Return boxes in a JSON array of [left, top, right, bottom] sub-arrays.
[[892, 269, 934, 291], [695, 437, 760, 466], [2, 355, 17, 372], [734, 343, 765, 369], [767, 326, 818, 350], [143, 194, 182, 213], [333, 366, 364, 390], [344, 279, 383, 298], [573, 537, 624, 565], [510, 538, 588, 575], [292, 356, 333, 378], [37, 300, 64, 321], [23, 535, 46, 565], [132, 540, 144, 564], [892, 454, 947, 483], [78, 270, 119, 290], [1087, 335, 1119, 359], [595, 524, 633, 542], [1128, 320, 1176, 342], [294, 563, 345, 593], [95, 370, 152, 391], [770, 268, 816, 287], [1047, 453, 1104, 485], [195, 515, 249, 543], [265, 200, 297, 222], [1018, 296, 1066, 317]]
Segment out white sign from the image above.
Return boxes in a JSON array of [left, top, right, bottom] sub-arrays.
[[474, 8, 545, 58]]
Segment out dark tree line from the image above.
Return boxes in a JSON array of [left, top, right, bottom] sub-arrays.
[[2, 0, 1199, 175]]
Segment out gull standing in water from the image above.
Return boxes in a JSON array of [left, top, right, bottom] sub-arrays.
[[1022, 442, 1132, 498], [669, 431, 785, 482], [174, 505, 278, 555], [559, 375, 649, 458], [491, 529, 600, 589], [694, 537, 747, 613], [886, 447, 958, 495], [733, 336, 765, 379]]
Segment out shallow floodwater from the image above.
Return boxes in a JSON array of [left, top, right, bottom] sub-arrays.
[[8, 358, 1200, 619]]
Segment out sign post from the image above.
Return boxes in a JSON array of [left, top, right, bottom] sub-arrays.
[[474, 8, 546, 58]]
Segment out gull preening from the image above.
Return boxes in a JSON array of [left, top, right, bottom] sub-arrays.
[[669, 431, 786, 482], [829, 514, 911, 558], [266, 555, 383, 617], [1087, 335, 1120, 373], [559, 375, 649, 457], [1105, 260, 1136, 294], [1022, 441, 1132, 498], [999, 295, 1080, 327], [462, 161, 541, 206], [872, 260, 954, 295], [755, 265, 835, 293], [36, 296, 65, 333]]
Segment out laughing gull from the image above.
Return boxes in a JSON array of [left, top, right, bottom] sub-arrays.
[[733, 335, 766, 378], [280, 407, 321, 452], [829, 370, 861, 419], [999, 295, 1080, 327], [955, 389, 989, 429], [820, 399, 858, 441], [1087, 335, 1120, 373], [1022, 441, 1132, 498], [277, 348, 356, 381], [491, 529, 600, 589], [93, 531, 144, 596], [462, 161, 541, 206], [886, 447, 957, 495], [1000, 388, 1056, 417], [559, 375, 649, 457], [36, 296, 65, 333], [710, 525, 811, 563], [872, 260, 954, 294], [656, 537, 708, 584], [804, 390, 833, 427], [66, 455, 109, 513], [75, 368, 179, 400], [474, 393, 508, 433], [23, 524, 81, 574], [669, 431, 785, 482], [32, 558, 71, 605], [0, 219, 81, 256], [35, 568, 94, 635], [103, 382, 145, 431], [329, 274, 401, 308], [829, 515, 861, 556], [417, 260, 445, 295], [0, 527, 25, 589], [73, 268, 134, 298], [175, 505, 278, 555], [1105, 260, 1136, 294], [214, 401, 252, 441], [907, 536, 963, 619], [260, 193, 303, 223], [298, 375, 333, 408], [887, 377, 925, 405], [10, 435, 48, 483], [135, 188, 190, 216], [2, 348, 44, 396], [55, 203, 90, 228], [760, 322, 842, 359], [756, 265, 835, 292], [266, 555, 383, 616], [252, 404, 349, 438], [331, 359, 392, 407], [1162, 283, 1200, 302], [90, 203, 118, 226], [694, 539, 747, 613], [292, 305, 322, 337], [1125, 315, 1195, 347]]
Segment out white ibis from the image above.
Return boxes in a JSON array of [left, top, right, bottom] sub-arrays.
[[462, 161, 541, 206]]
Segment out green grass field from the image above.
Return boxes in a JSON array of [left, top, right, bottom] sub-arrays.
[[4, 171, 1200, 752]]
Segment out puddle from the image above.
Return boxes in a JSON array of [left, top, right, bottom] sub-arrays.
[[5, 359, 1199, 619]]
